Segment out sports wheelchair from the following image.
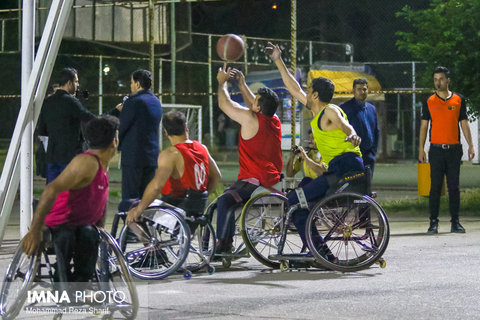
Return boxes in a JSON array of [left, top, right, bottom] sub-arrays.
[[240, 169, 389, 272], [111, 199, 216, 280], [0, 227, 138, 320]]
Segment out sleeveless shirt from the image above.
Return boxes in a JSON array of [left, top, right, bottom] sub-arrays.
[[311, 105, 362, 166], [237, 113, 283, 187], [161, 140, 210, 198], [45, 151, 109, 227]]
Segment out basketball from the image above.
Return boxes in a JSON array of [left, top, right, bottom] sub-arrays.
[[216, 34, 245, 61]]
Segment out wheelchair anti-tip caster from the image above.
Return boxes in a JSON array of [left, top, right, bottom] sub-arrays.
[[376, 258, 386, 268], [280, 260, 289, 272], [222, 258, 232, 269], [183, 270, 192, 279], [207, 265, 215, 275]]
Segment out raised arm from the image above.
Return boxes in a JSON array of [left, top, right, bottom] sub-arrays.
[[217, 63, 256, 127], [231, 68, 255, 109], [265, 42, 307, 105]]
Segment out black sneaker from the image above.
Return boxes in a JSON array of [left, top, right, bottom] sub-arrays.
[[427, 219, 439, 234], [451, 220, 466, 233]]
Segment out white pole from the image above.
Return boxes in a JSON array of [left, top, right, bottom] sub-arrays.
[[170, 2, 176, 104], [412, 61, 416, 158], [20, 0, 35, 237], [208, 35, 213, 147], [99, 55, 103, 115]]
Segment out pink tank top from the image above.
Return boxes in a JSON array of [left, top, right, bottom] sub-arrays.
[[45, 151, 109, 227]]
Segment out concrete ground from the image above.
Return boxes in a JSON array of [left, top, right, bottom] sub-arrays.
[[1, 215, 479, 320]]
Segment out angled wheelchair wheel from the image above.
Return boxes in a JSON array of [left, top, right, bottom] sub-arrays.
[[241, 192, 299, 269], [306, 192, 390, 272], [185, 221, 216, 273], [96, 228, 138, 320], [0, 240, 40, 320], [118, 207, 191, 280]]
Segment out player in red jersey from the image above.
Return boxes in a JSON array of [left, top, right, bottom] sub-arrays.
[[215, 64, 283, 254], [126, 110, 221, 224]]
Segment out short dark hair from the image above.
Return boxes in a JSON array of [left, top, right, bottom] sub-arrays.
[[163, 110, 187, 136], [84, 115, 119, 149], [58, 68, 77, 86], [433, 66, 450, 78], [311, 77, 335, 103], [131, 69, 152, 89], [353, 78, 368, 89], [257, 87, 279, 117]]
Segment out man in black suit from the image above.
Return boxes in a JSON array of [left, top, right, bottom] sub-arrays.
[[119, 69, 162, 204], [37, 68, 96, 183]]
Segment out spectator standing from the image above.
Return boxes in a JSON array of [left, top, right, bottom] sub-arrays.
[[340, 78, 379, 174], [118, 69, 162, 204], [37, 68, 96, 183], [419, 66, 475, 234]]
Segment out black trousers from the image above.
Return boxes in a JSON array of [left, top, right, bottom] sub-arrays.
[[121, 165, 156, 201], [428, 145, 463, 221], [50, 225, 100, 284]]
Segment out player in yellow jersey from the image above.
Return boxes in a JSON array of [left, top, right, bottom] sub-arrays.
[[267, 42, 363, 257]]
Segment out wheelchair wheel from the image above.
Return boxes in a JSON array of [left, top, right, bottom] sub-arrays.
[[0, 240, 40, 320], [241, 192, 302, 269], [97, 228, 138, 320], [185, 221, 216, 272], [118, 207, 191, 280], [305, 192, 390, 272]]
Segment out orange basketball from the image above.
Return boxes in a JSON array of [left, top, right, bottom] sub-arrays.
[[216, 34, 245, 61]]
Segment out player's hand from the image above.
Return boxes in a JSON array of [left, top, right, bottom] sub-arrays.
[[468, 145, 475, 161], [115, 103, 123, 112], [297, 146, 308, 160], [126, 206, 142, 224], [217, 63, 232, 85], [418, 150, 427, 163], [230, 68, 245, 84], [265, 42, 281, 61], [345, 134, 361, 147], [22, 229, 42, 257]]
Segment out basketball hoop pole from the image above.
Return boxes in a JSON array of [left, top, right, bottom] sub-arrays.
[[290, 0, 297, 148]]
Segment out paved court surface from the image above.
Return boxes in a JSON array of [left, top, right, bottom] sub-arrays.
[[1, 216, 479, 319]]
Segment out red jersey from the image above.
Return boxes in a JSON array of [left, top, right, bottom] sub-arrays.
[[161, 140, 210, 198], [45, 151, 109, 227], [237, 113, 283, 187]]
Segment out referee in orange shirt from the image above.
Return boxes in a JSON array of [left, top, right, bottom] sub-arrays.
[[419, 66, 475, 234]]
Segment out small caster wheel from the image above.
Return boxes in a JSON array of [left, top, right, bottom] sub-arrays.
[[222, 258, 231, 268], [102, 314, 113, 320], [53, 313, 62, 320], [207, 265, 215, 275], [183, 270, 192, 279], [377, 258, 386, 268], [280, 260, 289, 272]]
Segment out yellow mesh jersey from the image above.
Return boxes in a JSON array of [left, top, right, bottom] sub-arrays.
[[310, 105, 362, 166]]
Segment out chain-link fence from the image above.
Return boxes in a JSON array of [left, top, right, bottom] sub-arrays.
[[0, 0, 457, 161]]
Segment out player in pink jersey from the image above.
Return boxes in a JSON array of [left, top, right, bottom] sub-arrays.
[[23, 116, 119, 285]]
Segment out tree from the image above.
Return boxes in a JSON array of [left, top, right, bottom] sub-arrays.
[[396, 0, 480, 117]]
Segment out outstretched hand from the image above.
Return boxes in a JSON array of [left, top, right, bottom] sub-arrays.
[[217, 62, 232, 85], [265, 42, 282, 61], [22, 229, 42, 257], [230, 68, 245, 84], [345, 134, 361, 147]]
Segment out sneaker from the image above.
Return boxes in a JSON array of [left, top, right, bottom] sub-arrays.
[[427, 219, 438, 234], [451, 220, 466, 233]]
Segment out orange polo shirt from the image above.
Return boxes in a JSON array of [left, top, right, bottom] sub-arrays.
[[421, 92, 468, 144]]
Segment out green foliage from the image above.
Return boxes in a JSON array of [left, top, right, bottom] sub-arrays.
[[382, 188, 480, 216], [396, 0, 480, 117]]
